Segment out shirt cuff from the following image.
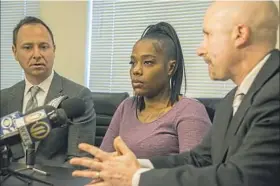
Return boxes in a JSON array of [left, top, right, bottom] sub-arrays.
[[132, 168, 152, 186], [137, 159, 154, 168]]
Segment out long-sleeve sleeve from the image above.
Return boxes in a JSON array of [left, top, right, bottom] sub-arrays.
[[100, 100, 125, 152]]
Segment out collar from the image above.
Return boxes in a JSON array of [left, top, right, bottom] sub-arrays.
[[236, 53, 271, 96], [24, 70, 54, 95]]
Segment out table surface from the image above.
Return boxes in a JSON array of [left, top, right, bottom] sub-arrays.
[[0, 163, 91, 186]]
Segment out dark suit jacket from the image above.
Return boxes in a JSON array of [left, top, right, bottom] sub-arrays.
[[0, 72, 96, 167], [140, 49, 280, 186]]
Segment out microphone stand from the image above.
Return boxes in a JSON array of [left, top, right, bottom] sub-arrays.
[[17, 143, 50, 176], [0, 145, 53, 186]]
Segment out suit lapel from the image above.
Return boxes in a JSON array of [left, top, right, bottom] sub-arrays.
[[37, 72, 64, 155], [8, 81, 25, 113], [227, 49, 279, 138], [44, 72, 64, 104], [219, 49, 280, 162], [219, 89, 236, 138], [226, 98, 250, 137], [248, 49, 280, 97], [214, 88, 235, 162]]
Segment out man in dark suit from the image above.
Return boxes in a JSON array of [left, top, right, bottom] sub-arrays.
[[0, 16, 96, 167], [70, 1, 279, 186]]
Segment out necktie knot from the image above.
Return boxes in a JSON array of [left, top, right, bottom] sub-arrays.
[[30, 86, 40, 97]]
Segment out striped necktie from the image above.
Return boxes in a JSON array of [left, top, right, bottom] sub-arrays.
[[25, 86, 40, 113], [17, 86, 41, 163], [22, 86, 41, 164]]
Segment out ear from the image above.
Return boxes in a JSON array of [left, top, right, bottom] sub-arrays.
[[232, 24, 250, 48], [167, 60, 176, 77], [12, 45, 18, 61], [53, 44, 56, 57]]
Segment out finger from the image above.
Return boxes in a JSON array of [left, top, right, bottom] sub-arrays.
[[75, 157, 102, 166], [113, 136, 133, 155], [82, 157, 100, 162], [89, 178, 103, 184], [85, 182, 109, 186], [83, 156, 101, 162], [70, 157, 103, 170], [110, 151, 119, 157], [93, 157, 101, 162], [78, 143, 110, 161], [72, 170, 102, 179]]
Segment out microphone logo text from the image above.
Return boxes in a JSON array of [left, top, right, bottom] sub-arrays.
[[30, 121, 51, 140]]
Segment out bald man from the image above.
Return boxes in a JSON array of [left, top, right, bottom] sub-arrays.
[[69, 1, 280, 186]]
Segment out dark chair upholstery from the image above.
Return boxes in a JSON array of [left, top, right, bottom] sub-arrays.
[[92, 92, 129, 147], [196, 98, 222, 122]]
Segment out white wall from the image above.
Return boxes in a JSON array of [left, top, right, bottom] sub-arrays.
[[40, 1, 88, 85]]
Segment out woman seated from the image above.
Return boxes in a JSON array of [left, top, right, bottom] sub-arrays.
[[100, 22, 211, 158]]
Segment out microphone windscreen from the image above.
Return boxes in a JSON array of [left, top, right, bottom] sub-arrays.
[[60, 98, 86, 118], [54, 109, 68, 126]]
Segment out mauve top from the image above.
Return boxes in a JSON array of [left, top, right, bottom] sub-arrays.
[[100, 97, 211, 158]]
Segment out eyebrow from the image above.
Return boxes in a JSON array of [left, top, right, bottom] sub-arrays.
[[20, 42, 33, 46], [131, 54, 156, 59], [141, 54, 156, 58], [20, 41, 50, 46]]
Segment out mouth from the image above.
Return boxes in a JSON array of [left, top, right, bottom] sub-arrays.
[[131, 80, 144, 88], [132, 80, 143, 84], [30, 63, 45, 68], [203, 58, 211, 65]]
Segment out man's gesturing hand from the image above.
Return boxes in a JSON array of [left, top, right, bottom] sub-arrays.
[[70, 136, 141, 186]]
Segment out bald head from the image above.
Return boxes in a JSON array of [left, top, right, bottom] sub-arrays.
[[207, 1, 279, 48]]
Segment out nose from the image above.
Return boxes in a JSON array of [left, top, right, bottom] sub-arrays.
[[196, 45, 206, 57], [132, 62, 143, 76], [32, 46, 42, 59], [196, 39, 207, 57]]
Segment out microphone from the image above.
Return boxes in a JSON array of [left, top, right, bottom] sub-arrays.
[[0, 105, 65, 146], [0, 98, 86, 146], [26, 98, 85, 172], [19, 105, 67, 146], [0, 111, 22, 137], [23, 105, 64, 170], [47, 95, 68, 108], [60, 97, 86, 119], [1, 112, 25, 160]]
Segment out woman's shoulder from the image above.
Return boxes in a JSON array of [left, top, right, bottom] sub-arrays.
[[120, 96, 135, 106], [177, 96, 205, 109], [111, 97, 137, 122], [174, 96, 209, 117], [173, 96, 211, 125], [116, 96, 136, 111]]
